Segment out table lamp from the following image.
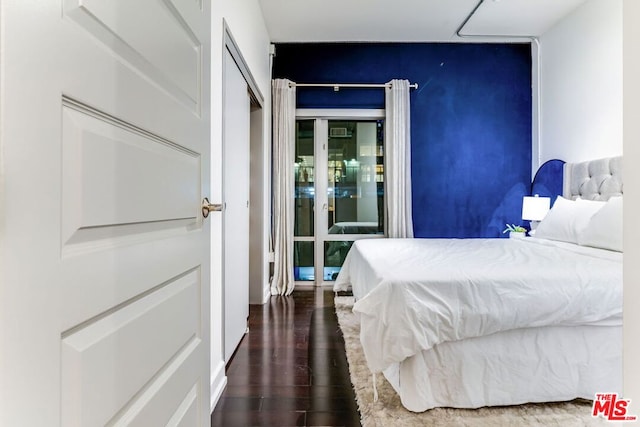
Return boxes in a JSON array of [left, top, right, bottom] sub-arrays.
[[522, 194, 551, 234]]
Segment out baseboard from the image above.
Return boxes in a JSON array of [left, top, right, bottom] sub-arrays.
[[210, 360, 227, 413]]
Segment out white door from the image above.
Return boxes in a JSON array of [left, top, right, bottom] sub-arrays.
[[0, 2, 212, 426], [223, 49, 250, 362]]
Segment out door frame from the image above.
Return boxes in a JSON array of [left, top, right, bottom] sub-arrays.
[[295, 109, 386, 287]]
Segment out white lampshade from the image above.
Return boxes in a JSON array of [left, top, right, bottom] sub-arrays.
[[521, 195, 551, 221]]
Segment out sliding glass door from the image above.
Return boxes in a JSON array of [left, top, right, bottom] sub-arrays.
[[294, 110, 385, 285]]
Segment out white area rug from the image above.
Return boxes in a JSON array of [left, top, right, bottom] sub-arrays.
[[334, 296, 605, 427]]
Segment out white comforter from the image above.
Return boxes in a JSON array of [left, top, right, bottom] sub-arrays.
[[333, 238, 622, 373]]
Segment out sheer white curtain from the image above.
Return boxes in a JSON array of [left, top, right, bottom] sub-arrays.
[[271, 79, 296, 295], [385, 79, 414, 238]]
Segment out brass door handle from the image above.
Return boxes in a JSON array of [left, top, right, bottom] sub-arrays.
[[202, 197, 223, 218]]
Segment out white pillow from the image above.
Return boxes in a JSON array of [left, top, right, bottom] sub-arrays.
[[534, 196, 605, 244], [578, 197, 623, 252]]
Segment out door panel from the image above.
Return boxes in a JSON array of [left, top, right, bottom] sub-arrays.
[[61, 270, 201, 426], [61, 101, 200, 247], [115, 354, 202, 426], [0, 1, 211, 425], [326, 120, 384, 235], [223, 49, 250, 362], [63, 0, 202, 111], [60, 235, 203, 332], [321, 119, 384, 282], [169, 385, 200, 427], [293, 120, 316, 282]]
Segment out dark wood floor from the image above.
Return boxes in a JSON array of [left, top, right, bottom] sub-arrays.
[[211, 289, 361, 427]]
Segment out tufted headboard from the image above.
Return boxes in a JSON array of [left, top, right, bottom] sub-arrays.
[[563, 156, 623, 201]]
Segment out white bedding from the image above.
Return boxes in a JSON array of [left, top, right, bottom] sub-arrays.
[[385, 324, 622, 411], [333, 237, 622, 374]]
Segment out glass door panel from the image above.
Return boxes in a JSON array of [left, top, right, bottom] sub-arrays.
[[322, 119, 384, 282], [294, 241, 314, 281], [327, 120, 384, 236], [294, 120, 315, 237], [294, 120, 315, 281]]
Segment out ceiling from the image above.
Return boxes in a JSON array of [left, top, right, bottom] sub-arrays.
[[258, 0, 588, 43]]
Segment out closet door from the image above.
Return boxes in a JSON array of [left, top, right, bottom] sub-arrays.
[[223, 49, 250, 362]]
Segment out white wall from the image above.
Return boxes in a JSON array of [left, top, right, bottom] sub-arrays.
[[538, 0, 622, 164], [209, 0, 272, 411], [539, 0, 638, 408], [623, 0, 640, 412]]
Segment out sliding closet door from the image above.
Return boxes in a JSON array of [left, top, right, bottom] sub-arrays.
[[223, 49, 250, 362]]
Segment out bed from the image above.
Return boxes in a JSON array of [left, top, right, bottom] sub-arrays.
[[333, 156, 623, 412]]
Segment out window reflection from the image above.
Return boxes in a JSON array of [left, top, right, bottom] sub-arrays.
[[294, 241, 314, 282], [294, 120, 314, 237], [324, 241, 354, 281], [327, 120, 384, 235]]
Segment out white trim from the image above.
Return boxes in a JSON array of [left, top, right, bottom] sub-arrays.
[[296, 109, 385, 119], [210, 360, 227, 412], [314, 119, 328, 284], [531, 39, 541, 177], [223, 20, 264, 107]]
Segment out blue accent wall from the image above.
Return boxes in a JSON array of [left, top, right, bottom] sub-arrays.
[[273, 43, 532, 238]]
